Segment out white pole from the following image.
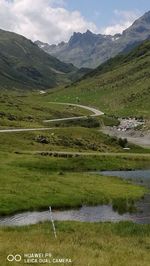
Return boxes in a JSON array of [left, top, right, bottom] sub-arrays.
[[49, 206, 57, 239]]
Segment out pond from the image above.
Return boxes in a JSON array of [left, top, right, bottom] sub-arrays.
[[0, 170, 150, 226], [100, 170, 150, 187]]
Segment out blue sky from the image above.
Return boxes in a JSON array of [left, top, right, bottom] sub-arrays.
[[65, 0, 149, 28], [0, 0, 149, 43]]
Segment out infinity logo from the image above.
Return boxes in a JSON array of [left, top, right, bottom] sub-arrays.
[[7, 254, 22, 262]]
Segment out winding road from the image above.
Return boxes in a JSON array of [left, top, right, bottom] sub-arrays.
[[0, 102, 149, 148], [43, 102, 104, 123], [0, 102, 104, 133]]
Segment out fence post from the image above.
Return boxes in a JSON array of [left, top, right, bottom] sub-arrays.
[[49, 206, 57, 239]]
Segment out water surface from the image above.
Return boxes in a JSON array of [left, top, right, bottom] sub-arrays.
[[0, 170, 150, 226]]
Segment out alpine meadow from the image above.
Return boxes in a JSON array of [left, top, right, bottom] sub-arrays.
[[0, 2, 150, 266]]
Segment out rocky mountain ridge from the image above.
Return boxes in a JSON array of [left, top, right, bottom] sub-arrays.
[[35, 11, 150, 68]]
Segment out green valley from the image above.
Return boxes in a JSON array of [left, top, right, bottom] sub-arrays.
[[47, 40, 150, 118], [0, 29, 87, 90], [0, 10, 150, 266]]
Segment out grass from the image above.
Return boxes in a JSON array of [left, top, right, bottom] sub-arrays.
[[0, 28, 81, 90], [0, 126, 150, 154], [0, 85, 149, 266], [0, 151, 149, 215], [0, 89, 149, 216], [0, 89, 121, 131], [45, 41, 150, 119], [0, 90, 92, 128], [1, 221, 150, 266], [12, 153, 150, 171], [0, 90, 149, 216], [0, 40, 150, 266], [0, 90, 148, 154], [0, 127, 124, 153]]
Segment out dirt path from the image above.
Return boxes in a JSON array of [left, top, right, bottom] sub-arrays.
[[0, 102, 104, 133], [43, 102, 104, 123]]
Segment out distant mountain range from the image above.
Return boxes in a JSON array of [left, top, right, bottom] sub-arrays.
[[0, 29, 88, 90], [50, 39, 150, 118], [35, 11, 150, 68]]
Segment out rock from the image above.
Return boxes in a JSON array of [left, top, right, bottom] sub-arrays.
[[8, 114, 17, 121], [36, 135, 49, 144]]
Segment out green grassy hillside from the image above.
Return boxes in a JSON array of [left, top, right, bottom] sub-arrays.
[[0, 29, 79, 89], [1, 222, 150, 266], [0, 90, 148, 153], [48, 40, 150, 118]]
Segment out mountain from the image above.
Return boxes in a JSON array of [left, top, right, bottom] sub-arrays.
[[35, 31, 115, 69], [48, 40, 150, 118], [35, 11, 150, 68], [0, 29, 82, 90]]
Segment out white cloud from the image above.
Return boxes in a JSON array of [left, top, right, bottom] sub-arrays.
[[0, 0, 98, 43], [103, 9, 141, 35]]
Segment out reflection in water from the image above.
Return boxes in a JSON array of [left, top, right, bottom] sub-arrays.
[[0, 170, 150, 226], [0, 205, 134, 226], [100, 170, 150, 224]]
